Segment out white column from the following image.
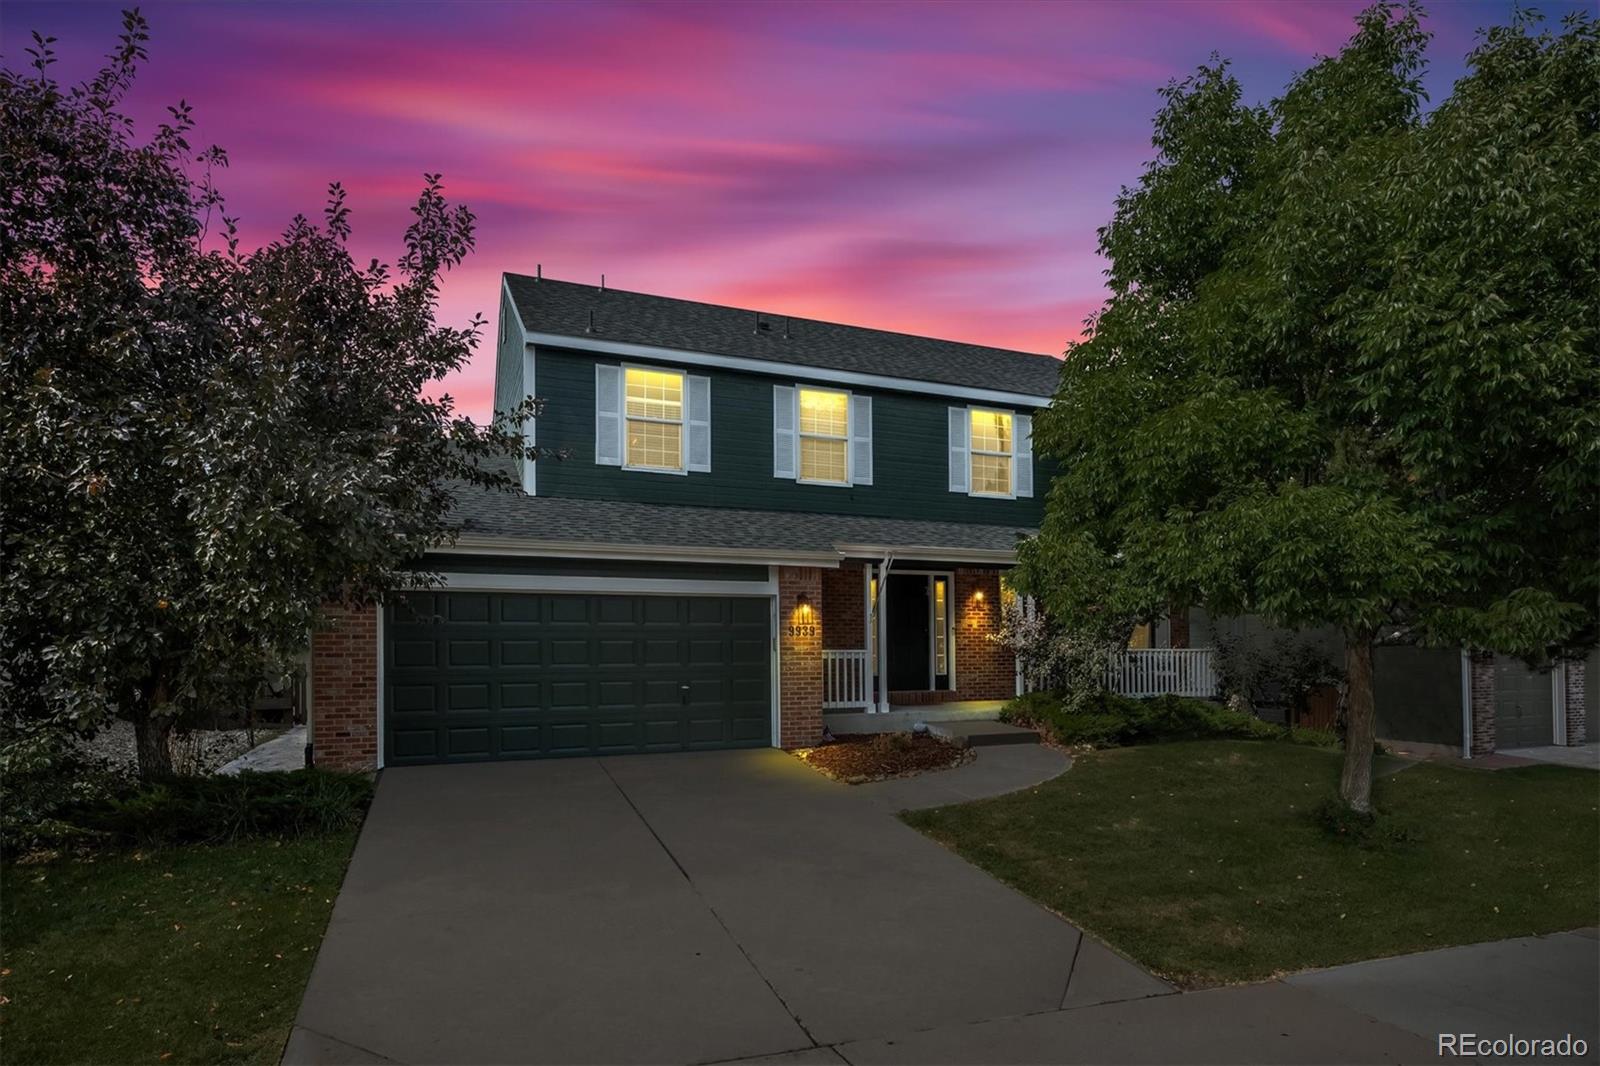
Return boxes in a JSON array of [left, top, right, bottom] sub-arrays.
[[876, 567, 892, 713], [861, 564, 874, 713]]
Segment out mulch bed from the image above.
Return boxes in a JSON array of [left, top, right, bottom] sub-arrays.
[[795, 732, 973, 784]]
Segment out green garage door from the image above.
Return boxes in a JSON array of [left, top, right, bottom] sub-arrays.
[[1495, 658, 1555, 749], [384, 591, 771, 765]]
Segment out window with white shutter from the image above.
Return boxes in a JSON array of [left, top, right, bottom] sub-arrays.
[[772, 385, 797, 479], [594, 364, 623, 466]]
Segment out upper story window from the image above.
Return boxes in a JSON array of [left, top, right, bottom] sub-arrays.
[[624, 366, 684, 472], [594, 363, 710, 474], [773, 384, 872, 487], [798, 387, 850, 485], [948, 405, 1033, 499], [968, 409, 1014, 497]]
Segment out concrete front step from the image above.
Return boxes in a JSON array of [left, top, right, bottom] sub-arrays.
[[925, 720, 1040, 748]]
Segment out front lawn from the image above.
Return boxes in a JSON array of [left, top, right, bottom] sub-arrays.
[[903, 740, 1599, 988], [0, 833, 358, 1065]]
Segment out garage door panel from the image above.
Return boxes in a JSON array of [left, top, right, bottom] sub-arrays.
[[598, 639, 638, 665], [1495, 660, 1554, 748], [384, 591, 770, 764], [549, 680, 590, 710]]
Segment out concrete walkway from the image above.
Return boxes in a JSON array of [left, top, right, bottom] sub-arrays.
[[216, 725, 306, 774], [1500, 742, 1600, 770], [287, 749, 1597, 1065], [854, 743, 1070, 811]]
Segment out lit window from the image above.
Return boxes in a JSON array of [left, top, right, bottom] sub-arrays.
[[799, 388, 849, 484], [934, 578, 948, 675], [624, 367, 684, 471], [970, 409, 1013, 497]]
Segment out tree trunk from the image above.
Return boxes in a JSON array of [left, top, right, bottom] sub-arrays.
[[133, 667, 176, 778], [1338, 632, 1377, 813]]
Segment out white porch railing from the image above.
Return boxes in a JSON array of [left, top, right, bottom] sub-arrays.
[[823, 649, 872, 709], [1108, 648, 1219, 698]]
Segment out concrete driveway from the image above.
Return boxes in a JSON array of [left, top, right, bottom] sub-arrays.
[[286, 750, 1597, 1065], [286, 749, 1163, 1065]]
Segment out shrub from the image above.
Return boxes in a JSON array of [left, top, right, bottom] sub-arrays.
[[1002, 691, 1343, 750], [0, 724, 131, 852], [70, 769, 373, 847], [869, 732, 915, 755]]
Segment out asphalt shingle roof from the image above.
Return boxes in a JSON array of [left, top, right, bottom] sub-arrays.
[[505, 273, 1063, 398], [450, 459, 1033, 559]]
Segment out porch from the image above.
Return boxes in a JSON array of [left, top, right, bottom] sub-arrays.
[[816, 560, 1019, 714]]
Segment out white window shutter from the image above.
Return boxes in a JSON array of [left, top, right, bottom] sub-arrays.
[[1015, 413, 1034, 497], [595, 364, 623, 466], [948, 406, 969, 493], [773, 385, 797, 479], [686, 374, 711, 472], [849, 394, 872, 486]]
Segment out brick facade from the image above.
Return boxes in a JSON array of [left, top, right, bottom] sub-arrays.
[[820, 561, 866, 652], [953, 568, 1015, 700], [778, 566, 825, 748], [311, 603, 380, 772], [1468, 651, 1496, 757], [1563, 659, 1587, 746]]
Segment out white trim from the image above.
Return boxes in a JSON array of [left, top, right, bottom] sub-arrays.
[[426, 571, 779, 597], [437, 536, 843, 568], [621, 363, 689, 476], [522, 344, 537, 495], [375, 604, 386, 770], [876, 560, 892, 712], [967, 405, 1017, 500], [502, 274, 530, 336], [524, 330, 1053, 408], [796, 384, 852, 488], [1460, 649, 1472, 760], [769, 566, 782, 749], [834, 543, 1018, 566]]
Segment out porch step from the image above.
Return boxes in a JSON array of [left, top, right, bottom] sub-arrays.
[[925, 720, 1040, 748]]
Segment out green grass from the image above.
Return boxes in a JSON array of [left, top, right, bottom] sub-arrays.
[[1, 833, 359, 1064], [903, 740, 1600, 988]]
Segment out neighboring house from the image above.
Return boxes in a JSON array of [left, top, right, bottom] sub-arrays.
[[306, 274, 1060, 769], [1123, 609, 1591, 758]]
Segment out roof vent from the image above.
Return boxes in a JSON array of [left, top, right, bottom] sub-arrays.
[[586, 309, 596, 333], [535, 263, 542, 281], [754, 313, 772, 334]]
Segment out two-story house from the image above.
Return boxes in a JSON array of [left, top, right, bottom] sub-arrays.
[[307, 273, 1061, 769]]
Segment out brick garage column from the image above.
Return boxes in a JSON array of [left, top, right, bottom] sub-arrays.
[[953, 568, 1015, 700], [311, 603, 380, 771], [819, 561, 866, 651], [1563, 659, 1587, 746], [1468, 651, 1496, 757], [778, 566, 824, 748]]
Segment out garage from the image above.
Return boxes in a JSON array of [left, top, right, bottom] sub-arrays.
[[1495, 657, 1555, 749], [384, 590, 772, 765]]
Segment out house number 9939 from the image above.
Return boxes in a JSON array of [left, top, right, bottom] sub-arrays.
[[786, 623, 818, 638]]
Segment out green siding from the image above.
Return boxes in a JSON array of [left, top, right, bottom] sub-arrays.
[[530, 345, 1048, 525]]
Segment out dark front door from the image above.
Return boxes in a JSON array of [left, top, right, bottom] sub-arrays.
[[384, 591, 771, 765], [886, 574, 931, 691]]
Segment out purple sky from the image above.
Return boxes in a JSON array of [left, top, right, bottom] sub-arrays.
[[8, 1, 1580, 417]]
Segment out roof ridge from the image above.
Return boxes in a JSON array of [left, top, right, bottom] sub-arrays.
[[503, 271, 1058, 363]]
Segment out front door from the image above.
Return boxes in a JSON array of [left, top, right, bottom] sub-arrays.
[[886, 574, 931, 691]]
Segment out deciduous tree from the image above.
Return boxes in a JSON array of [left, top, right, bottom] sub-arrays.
[[1015, 3, 1597, 810]]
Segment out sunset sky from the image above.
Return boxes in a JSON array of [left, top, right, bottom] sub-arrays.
[[9, 1, 1581, 418]]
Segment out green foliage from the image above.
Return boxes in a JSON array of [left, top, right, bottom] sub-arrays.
[[70, 769, 374, 848], [1214, 634, 1343, 718], [1015, 3, 1598, 660], [0, 723, 132, 851], [996, 604, 1125, 715], [1001, 691, 1339, 749], [0, 13, 542, 777]]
